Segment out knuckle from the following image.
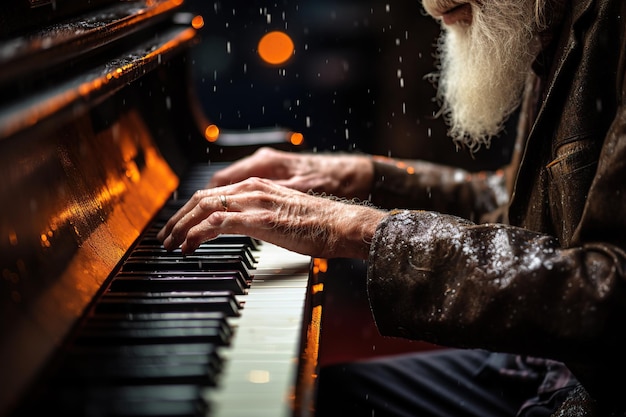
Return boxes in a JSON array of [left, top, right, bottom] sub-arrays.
[[169, 223, 184, 241], [185, 231, 200, 247], [198, 197, 212, 211], [240, 176, 266, 191], [256, 146, 273, 157], [191, 189, 205, 203]]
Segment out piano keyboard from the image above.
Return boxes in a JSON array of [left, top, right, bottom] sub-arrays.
[[14, 164, 313, 417]]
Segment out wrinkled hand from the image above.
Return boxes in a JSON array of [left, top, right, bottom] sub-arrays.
[[157, 177, 386, 259], [208, 147, 374, 201]]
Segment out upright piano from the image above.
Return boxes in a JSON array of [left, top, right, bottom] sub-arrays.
[[0, 1, 322, 416]]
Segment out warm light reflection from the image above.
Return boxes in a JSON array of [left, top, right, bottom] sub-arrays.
[[204, 124, 220, 142], [291, 260, 324, 413], [312, 258, 328, 274], [311, 282, 324, 295], [258, 31, 294, 65], [289, 132, 304, 146], [125, 160, 141, 183], [42, 111, 177, 245], [8, 230, 18, 246], [191, 15, 204, 29], [305, 305, 322, 377], [0, 26, 197, 141], [40, 234, 50, 248], [369, 156, 419, 175], [46, 175, 128, 240]]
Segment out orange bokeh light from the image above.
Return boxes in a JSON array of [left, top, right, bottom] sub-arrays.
[[191, 15, 204, 29], [258, 31, 294, 65], [204, 124, 220, 142], [289, 132, 304, 146]]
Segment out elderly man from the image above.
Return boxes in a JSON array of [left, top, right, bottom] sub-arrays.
[[158, 0, 626, 415]]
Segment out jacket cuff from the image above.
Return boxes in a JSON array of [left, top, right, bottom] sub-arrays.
[[366, 210, 436, 339]]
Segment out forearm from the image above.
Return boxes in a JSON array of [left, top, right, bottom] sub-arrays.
[[369, 158, 508, 221], [326, 201, 387, 259]]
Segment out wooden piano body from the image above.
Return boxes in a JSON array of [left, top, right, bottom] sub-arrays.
[[0, 1, 440, 415], [0, 1, 321, 416]]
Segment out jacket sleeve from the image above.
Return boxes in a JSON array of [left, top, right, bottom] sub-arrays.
[[369, 157, 508, 222], [366, 210, 626, 363]]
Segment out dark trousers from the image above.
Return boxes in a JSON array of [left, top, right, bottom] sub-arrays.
[[315, 349, 570, 417]]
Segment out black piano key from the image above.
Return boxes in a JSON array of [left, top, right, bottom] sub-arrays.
[[60, 352, 219, 373], [53, 361, 219, 386], [83, 317, 231, 332], [109, 271, 248, 294], [133, 243, 257, 264], [27, 385, 209, 417], [135, 240, 257, 253], [64, 343, 223, 370], [94, 291, 241, 317], [121, 255, 252, 281], [81, 397, 207, 417], [76, 397, 207, 417], [85, 311, 229, 323], [62, 344, 220, 365], [74, 324, 231, 347], [54, 344, 225, 387], [127, 248, 256, 270], [59, 383, 204, 402], [82, 320, 231, 337], [140, 230, 262, 252]]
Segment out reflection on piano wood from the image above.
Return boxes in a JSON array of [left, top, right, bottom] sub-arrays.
[[0, 1, 315, 416]]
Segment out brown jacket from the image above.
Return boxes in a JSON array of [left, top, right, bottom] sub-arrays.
[[366, 0, 626, 415]]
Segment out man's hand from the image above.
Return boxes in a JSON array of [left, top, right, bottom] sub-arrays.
[[208, 147, 375, 201], [157, 177, 386, 260]]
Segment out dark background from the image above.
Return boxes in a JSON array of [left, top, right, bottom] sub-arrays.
[[182, 0, 515, 171]]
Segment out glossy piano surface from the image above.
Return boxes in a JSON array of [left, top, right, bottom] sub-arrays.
[[0, 1, 312, 416]]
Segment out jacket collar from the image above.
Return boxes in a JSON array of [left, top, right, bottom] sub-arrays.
[[508, 0, 596, 224], [530, 0, 594, 135]]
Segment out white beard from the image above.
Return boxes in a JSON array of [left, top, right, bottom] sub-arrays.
[[432, 1, 543, 151]]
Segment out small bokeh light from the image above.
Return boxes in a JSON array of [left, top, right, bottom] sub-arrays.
[[289, 132, 304, 146], [204, 124, 220, 142], [191, 15, 204, 29]]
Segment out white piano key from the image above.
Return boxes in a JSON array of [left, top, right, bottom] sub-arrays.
[[205, 242, 312, 417]]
